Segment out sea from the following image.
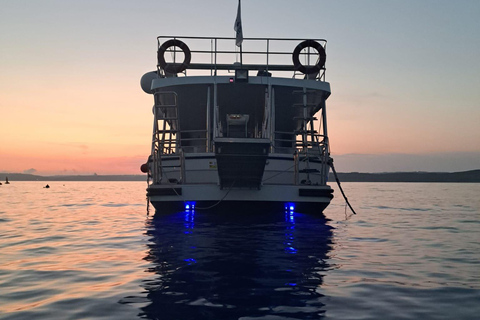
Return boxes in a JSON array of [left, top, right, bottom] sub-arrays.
[[0, 181, 479, 320]]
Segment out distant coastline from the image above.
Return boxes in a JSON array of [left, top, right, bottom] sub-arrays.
[[0, 173, 146, 182], [331, 170, 480, 183], [1, 170, 480, 183]]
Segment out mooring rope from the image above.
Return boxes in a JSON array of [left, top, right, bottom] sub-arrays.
[[195, 180, 236, 210], [329, 158, 357, 215], [146, 173, 151, 216]]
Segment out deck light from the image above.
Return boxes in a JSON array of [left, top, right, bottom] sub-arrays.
[[235, 69, 248, 82]]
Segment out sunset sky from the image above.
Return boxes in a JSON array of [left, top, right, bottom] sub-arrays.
[[1, 0, 479, 175]]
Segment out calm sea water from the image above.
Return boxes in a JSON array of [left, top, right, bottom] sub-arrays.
[[0, 181, 479, 319]]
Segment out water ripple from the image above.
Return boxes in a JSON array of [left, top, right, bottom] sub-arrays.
[[0, 182, 479, 319]]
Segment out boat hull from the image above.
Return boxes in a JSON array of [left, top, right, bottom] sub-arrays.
[[147, 184, 333, 214]]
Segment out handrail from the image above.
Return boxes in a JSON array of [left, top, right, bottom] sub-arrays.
[[156, 36, 327, 80], [158, 36, 327, 42]]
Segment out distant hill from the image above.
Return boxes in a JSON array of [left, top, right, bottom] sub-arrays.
[[328, 169, 480, 183], [0, 173, 146, 182], [1, 170, 480, 183]]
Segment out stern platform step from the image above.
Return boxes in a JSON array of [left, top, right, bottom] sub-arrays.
[[214, 138, 271, 189]]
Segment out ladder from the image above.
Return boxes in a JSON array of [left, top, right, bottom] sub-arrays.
[[151, 91, 185, 184], [292, 88, 326, 184]]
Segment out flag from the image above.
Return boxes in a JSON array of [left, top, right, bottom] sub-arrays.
[[234, 0, 243, 47]]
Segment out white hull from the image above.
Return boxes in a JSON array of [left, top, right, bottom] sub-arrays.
[[147, 153, 333, 213]]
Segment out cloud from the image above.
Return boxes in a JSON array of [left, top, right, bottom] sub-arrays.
[[23, 168, 37, 174], [45, 142, 89, 150]]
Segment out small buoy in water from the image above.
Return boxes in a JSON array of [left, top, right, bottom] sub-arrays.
[[44, 184, 50, 188]]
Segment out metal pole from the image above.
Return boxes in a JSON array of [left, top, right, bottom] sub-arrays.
[[213, 83, 218, 138], [206, 86, 211, 151], [322, 100, 329, 153], [240, 44, 243, 66], [266, 39, 269, 71]]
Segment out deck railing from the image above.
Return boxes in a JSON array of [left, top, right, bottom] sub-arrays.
[[156, 36, 327, 80]]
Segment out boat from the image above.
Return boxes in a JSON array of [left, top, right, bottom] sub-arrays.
[[140, 35, 334, 213]]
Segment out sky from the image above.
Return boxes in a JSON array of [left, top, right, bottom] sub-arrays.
[[1, 0, 479, 175]]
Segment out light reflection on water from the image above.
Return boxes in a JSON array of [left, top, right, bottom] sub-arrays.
[[0, 181, 479, 319], [139, 209, 333, 319]]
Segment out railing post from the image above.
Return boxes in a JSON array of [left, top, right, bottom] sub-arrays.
[[270, 87, 275, 152], [214, 38, 218, 76], [180, 148, 186, 183], [294, 151, 299, 185], [266, 39, 270, 72], [206, 86, 211, 151]]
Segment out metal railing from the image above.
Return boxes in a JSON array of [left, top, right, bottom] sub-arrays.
[[156, 36, 327, 80]]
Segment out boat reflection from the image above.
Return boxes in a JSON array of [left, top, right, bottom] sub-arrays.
[[138, 209, 334, 319]]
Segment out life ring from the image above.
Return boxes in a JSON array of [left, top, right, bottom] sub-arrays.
[[292, 40, 326, 75], [157, 39, 191, 74]]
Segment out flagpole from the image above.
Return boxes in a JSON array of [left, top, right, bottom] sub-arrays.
[[240, 43, 243, 66], [234, 0, 243, 66]]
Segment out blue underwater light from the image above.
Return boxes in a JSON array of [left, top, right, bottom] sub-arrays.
[[184, 203, 195, 229], [285, 203, 295, 212], [285, 203, 296, 223], [185, 202, 196, 211]]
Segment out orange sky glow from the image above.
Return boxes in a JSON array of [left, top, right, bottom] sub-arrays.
[[1, 1, 479, 174]]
